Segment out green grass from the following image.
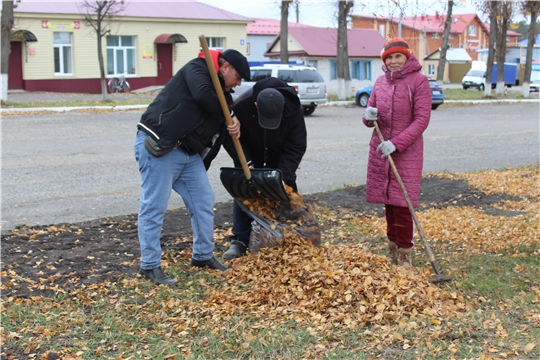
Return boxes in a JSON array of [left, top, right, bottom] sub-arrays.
[[2, 87, 537, 109], [1, 98, 152, 109], [444, 87, 539, 100], [327, 88, 539, 103]]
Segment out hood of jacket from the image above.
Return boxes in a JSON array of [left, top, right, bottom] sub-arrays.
[[382, 53, 423, 82]]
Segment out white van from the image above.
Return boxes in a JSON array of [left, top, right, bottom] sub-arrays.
[[232, 64, 327, 115], [462, 61, 487, 91]]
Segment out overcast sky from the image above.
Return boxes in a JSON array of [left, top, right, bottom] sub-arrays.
[[199, 0, 483, 28]]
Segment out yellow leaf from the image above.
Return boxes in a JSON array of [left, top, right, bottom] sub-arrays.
[[524, 343, 535, 353]]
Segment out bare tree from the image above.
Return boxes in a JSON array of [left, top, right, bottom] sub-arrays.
[[336, 0, 354, 100], [436, 0, 453, 85], [1, 0, 14, 102], [483, 0, 498, 97], [280, 0, 292, 64], [80, 0, 125, 100], [494, 0, 514, 96], [520, 0, 540, 97]]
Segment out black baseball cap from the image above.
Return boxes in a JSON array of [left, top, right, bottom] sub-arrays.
[[257, 88, 285, 130], [221, 49, 250, 80]]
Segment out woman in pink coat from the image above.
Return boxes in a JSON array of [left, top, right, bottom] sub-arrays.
[[362, 38, 431, 267]]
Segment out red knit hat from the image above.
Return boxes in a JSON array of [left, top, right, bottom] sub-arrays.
[[381, 37, 411, 62]]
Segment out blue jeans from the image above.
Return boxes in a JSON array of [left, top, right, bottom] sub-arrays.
[[134, 130, 215, 269]]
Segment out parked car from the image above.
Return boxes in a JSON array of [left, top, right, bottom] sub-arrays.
[[529, 79, 540, 92], [232, 64, 327, 115], [355, 78, 444, 110]]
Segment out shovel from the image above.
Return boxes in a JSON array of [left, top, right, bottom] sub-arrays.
[[198, 35, 289, 202], [373, 121, 454, 284]]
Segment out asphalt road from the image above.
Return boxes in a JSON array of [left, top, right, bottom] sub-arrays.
[[1, 103, 538, 231]]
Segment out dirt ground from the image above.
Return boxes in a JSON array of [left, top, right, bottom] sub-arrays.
[[1, 175, 518, 299]]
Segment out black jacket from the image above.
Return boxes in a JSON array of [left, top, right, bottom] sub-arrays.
[[138, 57, 232, 156], [224, 77, 307, 184]]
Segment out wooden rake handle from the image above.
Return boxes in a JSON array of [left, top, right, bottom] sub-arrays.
[[198, 35, 251, 180]]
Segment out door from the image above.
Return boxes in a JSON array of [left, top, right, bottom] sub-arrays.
[[8, 41, 23, 90], [156, 43, 173, 85]]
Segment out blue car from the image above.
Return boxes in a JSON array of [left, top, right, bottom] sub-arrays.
[[355, 78, 444, 110]]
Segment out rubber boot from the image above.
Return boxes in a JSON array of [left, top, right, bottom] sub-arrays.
[[387, 241, 398, 265], [397, 247, 413, 268]]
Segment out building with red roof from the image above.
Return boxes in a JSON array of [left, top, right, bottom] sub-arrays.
[[9, 1, 251, 93], [352, 13, 520, 63], [263, 26, 386, 96]]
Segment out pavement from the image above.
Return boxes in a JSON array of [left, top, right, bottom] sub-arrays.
[[2, 84, 538, 113]]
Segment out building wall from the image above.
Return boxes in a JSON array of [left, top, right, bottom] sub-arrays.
[[246, 34, 276, 62], [13, 12, 247, 92]]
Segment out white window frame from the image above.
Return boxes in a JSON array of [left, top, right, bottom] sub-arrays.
[[53, 32, 73, 76], [107, 35, 136, 76], [432, 33, 439, 39], [469, 25, 476, 36], [428, 64, 436, 76], [207, 37, 225, 51], [379, 24, 385, 37]]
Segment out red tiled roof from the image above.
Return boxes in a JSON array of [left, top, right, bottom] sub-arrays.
[[354, 13, 479, 33], [355, 12, 521, 37], [267, 27, 385, 58], [247, 18, 317, 35], [14, 0, 251, 22]]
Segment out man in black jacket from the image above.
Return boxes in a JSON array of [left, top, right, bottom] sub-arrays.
[[222, 77, 307, 259], [134, 49, 249, 284]]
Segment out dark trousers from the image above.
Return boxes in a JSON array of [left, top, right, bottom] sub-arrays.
[[231, 200, 252, 247], [385, 204, 413, 249]]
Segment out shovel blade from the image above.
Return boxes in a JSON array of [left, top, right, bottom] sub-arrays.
[[220, 167, 289, 202]]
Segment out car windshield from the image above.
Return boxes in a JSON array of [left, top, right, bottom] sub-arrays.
[[277, 69, 323, 83], [428, 80, 440, 87], [466, 70, 484, 77]]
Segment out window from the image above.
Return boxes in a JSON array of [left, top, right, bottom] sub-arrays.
[[432, 33, 439, 39], [448, 34, 454, 39], [428, 64, 435, 76], [330, 60, 337, 80], [54, 32, 72, 75], [308, 60, 318, 69], [207, 37, 225, 50], [362, 61, 372, 81], [107, 36, 136, 75], [250, 69, 271, 82], [350, 60, 372, 80], [469, 25, 476, 36], [246, 42, 250, 56], [379, 24, 385, 37], [448, 43, 453, 49]]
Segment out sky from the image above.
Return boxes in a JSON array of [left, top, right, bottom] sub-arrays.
[[199, 0, 483, 28]]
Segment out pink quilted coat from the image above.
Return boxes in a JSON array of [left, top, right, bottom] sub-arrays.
[[362, 54, 431, 208]]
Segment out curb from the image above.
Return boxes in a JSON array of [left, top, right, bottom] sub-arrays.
[[1, 99, 538, 113]]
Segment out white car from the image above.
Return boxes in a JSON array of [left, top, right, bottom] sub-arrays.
[[529, 79, 540, 92], [233, 64, 327, 115]]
